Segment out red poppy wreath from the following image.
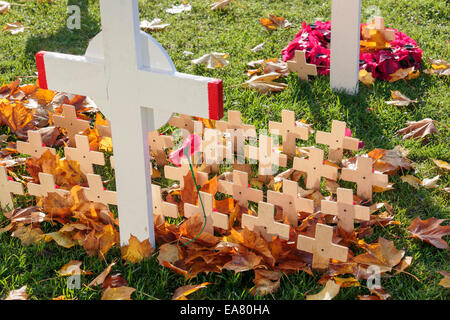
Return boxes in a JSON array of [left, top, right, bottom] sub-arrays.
[[281, 19, 423, 82]]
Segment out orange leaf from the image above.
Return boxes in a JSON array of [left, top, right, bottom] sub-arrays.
[[121, 234, 154, 263], [172, 282, 211, 300]]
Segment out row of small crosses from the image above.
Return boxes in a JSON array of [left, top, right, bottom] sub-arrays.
[[2, 108, 388, 269]]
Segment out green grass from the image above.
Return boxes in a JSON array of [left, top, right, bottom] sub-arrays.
[[0, 0, 449, 300]]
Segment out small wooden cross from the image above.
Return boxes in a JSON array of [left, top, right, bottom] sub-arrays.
[[164, 162, 208, 189], [82, 174, 117, 206], [315, 120, 361, 162], [0, 166, 24, 210], [216, 110, 257, 156], [321, 188, 370, 233], [151, 184, 178, 219], [363, 17, 395, 42], [297, 223, 348, 269], [53, 105, 90, 146], [246, 135, 288, 176], [341, 157, 388, 201], [287, 50, 317, 81], [148, 130, 174, 167], [293, 147, 338, 190], [269, 110, 309, 157], [184, 191, 229, 234], [64, 134, 105, 174], [267, 179, 314, 226], [28, 172, 69, 198], [216, 110, 256, 135], [242, 201, 290, 242], [17, 130, 56, 159], [218, 170, 263, 209]]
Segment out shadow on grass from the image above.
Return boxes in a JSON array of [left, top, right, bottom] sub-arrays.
[[25, 0, 100, 59]]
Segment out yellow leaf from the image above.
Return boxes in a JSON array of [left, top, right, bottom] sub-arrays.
[[121, 234, 154, 263], [306, 280, 340, 300], [44, 231, 77, 248], [101, 287, 136, 300], [359, 69, 375, 86], [172, 282, 211, 300]]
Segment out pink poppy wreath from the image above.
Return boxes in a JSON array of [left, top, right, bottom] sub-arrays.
[[281, 21, 423, 81]]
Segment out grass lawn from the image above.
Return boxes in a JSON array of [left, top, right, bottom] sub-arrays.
[[0, 0, 449, 300]]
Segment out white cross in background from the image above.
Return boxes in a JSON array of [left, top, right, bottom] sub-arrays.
[[36, 0, 224, 246], [330, 0, 361, 94]]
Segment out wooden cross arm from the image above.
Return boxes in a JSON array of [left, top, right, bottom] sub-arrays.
[[137, 70, 224, 120], [320, 200, 338, 216], [36, 51, 108, 108]]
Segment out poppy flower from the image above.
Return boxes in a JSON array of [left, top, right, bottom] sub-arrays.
[[169, 134, 202, 167]]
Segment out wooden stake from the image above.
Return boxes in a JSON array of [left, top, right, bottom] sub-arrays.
[[0, 166, 24, 210], [53, 105, 90, 146], [65, 134, 105, 174], [242, 201, 290, 242], [315, 120, 360, 162], [287, 50, 317, 81], [297, 223, 348, 269], [269, 110, 309, 157], [293, 147, 338, 190], [341, 157, 388, 201], [267, 179, 314, 226], [184, 191, 229, 234], [321, 188, 370, 233]]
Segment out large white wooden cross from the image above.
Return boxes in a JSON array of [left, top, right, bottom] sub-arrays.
[[330, 0, 361, 94], [35, 0, 224, 246]]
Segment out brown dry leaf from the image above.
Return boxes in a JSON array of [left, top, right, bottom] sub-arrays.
[[157, 243, 180, 265], [385, 91, 418, 106], [306, 280, 340, 300], [5, 286, 28, 300], [172, 282, 211, 300], [242, 72, 287, 93], [438, 271, 450, 288], [58, 260, 86, 276], [0, 2, 10, 14], [407, 217, 450, 249], [121, 234, 154, 263], [179, 214, 220, 246], [223, 250, 263, 273], [397, 118, 438, 141], [400, 175, 422, 189], [192, 53, 229, 69], [11, 224, 43, 245], [0, 101, 36, 138], [3, 21, 24, 34], [353, 237, 405, 273], [101, 287, 136, 300], [424, 58, 450, 76], [432, 159, 450, 171], [388, 67, 415, 82], [366, 146, 412, 175], [43, 231, 77, 248], [103, 273, 128, 289], [210, 0, 230, 10], [88, 261, 116, 287], [359, 69, 375, 86], [140, 18, 169, 32], [249, 269, 282, 296], [230, 228, 275, 266], [358, 287, 392, 300], [260, 14, 292, 30]]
